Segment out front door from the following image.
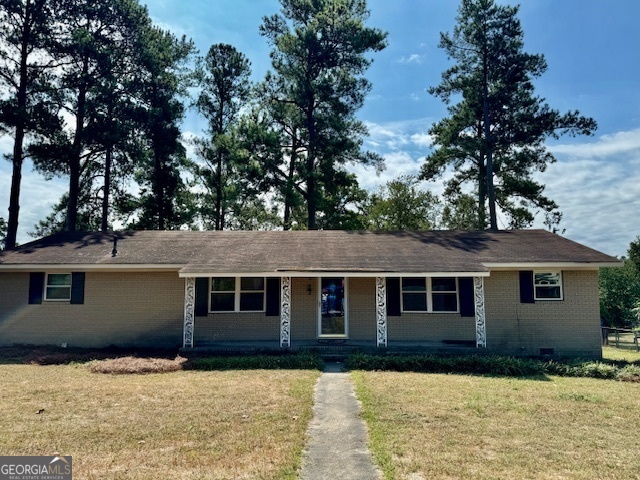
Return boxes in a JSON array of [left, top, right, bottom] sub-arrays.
[[319, 277, 347, 338]]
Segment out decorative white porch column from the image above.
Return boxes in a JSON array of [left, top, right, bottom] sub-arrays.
[[183, 277, 195, 348], [474, 276, 487, 348], [280, 276, 291, 348], [376, 277, 387, 347]]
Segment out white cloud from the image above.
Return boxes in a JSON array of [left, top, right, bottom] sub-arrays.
[[410, 132, 434, 148], [398, 53, 424, 64], [360, 123, 640, 256], [531, 131, 640, 256], [549, 128, 640, 159], [347, 151, 421, 191], [364, 118, 435, 153]]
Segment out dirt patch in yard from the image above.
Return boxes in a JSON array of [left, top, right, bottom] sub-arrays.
[[89, 355, 188, 374]]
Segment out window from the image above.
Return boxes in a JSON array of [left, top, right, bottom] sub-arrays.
[[402, 278, 427, 312], [240, 277, 265, 311], [401, 277, 459, 313], [210, 277, 265, 312], [211, 277, 236, 312], [431, 277, 458, 312], [534, 272, 563, 300], [45, 273, 72, 301]]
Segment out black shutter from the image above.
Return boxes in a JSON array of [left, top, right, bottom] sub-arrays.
[[386, 277, 401, 316], [265, 277, 281, 316], [519, 271, 535, 303], [195, 277, 209, 316], [70, 272, 85, 304], [459, 277, 475, 317], [28, 272, 45, 304]]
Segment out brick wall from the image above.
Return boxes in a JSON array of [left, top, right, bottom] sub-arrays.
[[0, 270, 603, 356], [0, 272, 183, 348], [486, 270, 602, 357], [194, 313, 280, 343]]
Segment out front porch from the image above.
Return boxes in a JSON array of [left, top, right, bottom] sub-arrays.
[[180, 274, 488, 351]]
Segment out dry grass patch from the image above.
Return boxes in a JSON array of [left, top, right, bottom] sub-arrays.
[[89, 355, 188, 374], [0, 364, 320, 479], [353, 371, 640, 480]]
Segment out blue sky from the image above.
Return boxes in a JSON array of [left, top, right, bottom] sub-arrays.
[[1, 0, 639, 256]]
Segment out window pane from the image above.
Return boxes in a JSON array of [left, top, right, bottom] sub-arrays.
[[535, 286, 561, 299], [212, 277, 235, 292], [211, 293, 234, 311], [432, 277, 456, 292], [535, 272, 560, 286], [403, 293, 427, 311], [48, 274, 71, 286], [46, 286, 71, 300], [241, 277, 264, 291], [433, 293, 457, 312], [402, 278, 426, 292], [240, 292, 264, 311]]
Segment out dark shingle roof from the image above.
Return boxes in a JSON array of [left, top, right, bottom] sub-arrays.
[[0, 229, 619, 273]]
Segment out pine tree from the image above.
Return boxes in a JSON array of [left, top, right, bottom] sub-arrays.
[[0, 0, 61, 247], [259, 0, 386, 229], [421, 0, 597, 230], [193, 44, 251, 230]]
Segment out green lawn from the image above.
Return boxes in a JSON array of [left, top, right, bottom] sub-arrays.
[[353, 371, 640, 480], [602, 332, 640, 363], [0, 363, 320, 479]]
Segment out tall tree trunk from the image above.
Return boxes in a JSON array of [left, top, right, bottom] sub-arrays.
[[306, 107, 317, 230], [6, 0, 33, 248], [478, 160, 487, 230], [66, 56, 89, 232], [154, 148, 164, 230], [482, 43, 498, 230], [283, 130, 299, 231], [215, 150, 223, 230], [101, 144, 113, 232]]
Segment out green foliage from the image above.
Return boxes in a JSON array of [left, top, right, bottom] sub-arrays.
[[0, 0, 63, 248], [440, 193, 478, 229], [259, 0, 387, 229], [365, 175, 440, 230], [28, 0, 159, 233], [422, 0, 596, 229], [192, 44, 258, 230], [345, 353, 640, 381], [600, 238, 640, 328], [628, 236, 640, 272], [122, 27, 197, 230], [600, 261, 640, 328], [188, 352, 324, 371]]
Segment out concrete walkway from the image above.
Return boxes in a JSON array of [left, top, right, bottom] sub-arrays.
[[300, 362, 382, 480]]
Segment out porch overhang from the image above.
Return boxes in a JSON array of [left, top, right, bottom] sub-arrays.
[[178, 267, 491, 278]]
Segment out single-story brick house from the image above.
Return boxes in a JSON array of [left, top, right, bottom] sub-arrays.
[[0, 229, 619, 357]]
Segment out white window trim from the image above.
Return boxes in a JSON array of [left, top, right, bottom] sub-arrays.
[[400, 277, 460, 314], [533, 271, 564, 301], [209, 277, 266, 313], [44, 272, 72, 302]]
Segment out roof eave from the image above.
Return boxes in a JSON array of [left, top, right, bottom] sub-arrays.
[[178, 269, 491, 278], [483, 262, 623, 270]]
